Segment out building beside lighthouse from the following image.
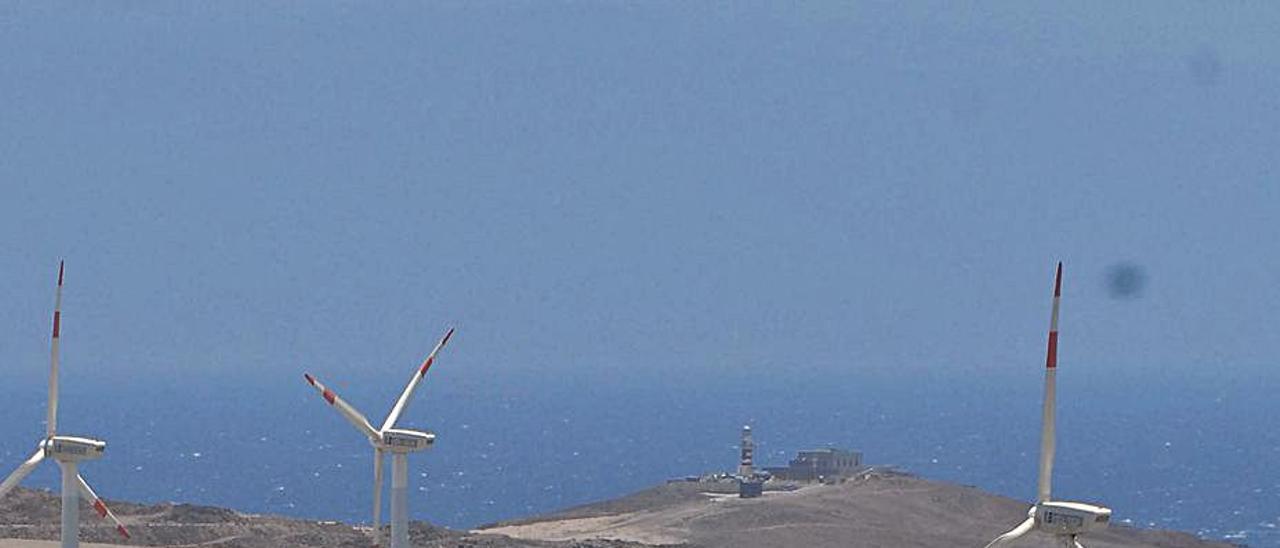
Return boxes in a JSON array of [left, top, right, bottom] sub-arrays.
[[764, 448, 863, 482], [726, 425, 865, 496]]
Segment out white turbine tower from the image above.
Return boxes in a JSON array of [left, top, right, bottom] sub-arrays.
[[303, 327, 454, 548], [985, 263, 1111, 548], [0, 262, 131, 548]]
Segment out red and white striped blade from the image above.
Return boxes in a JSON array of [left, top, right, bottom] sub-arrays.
[[1045, 261, 1062, 370], [1036, 261, 1062, 503], [0, 448, 45, 500], [303, 373, 382, 442], [75, 474, 131, 540], [47, 260, 64, 438], [380, 327, 455, 432]]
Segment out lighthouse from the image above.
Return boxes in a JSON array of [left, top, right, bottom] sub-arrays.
[[737, 425, 763, 498]]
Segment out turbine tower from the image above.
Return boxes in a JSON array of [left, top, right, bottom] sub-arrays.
[[0, 262, 131, 548], [303, 327, 454, 548], [984, 263, 1111, 548]]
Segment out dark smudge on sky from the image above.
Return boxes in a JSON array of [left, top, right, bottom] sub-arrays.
[[1187, 46, 1223, 87], [1106, 262, 1148, 299]]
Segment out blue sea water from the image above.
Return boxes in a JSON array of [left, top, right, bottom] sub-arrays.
[[0, 366, 1276, 546]]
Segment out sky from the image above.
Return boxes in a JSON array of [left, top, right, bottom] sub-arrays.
[[1, 2, 1278, 401]]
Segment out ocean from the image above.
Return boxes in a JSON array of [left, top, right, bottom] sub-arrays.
[[1, 366, 1276, 546]]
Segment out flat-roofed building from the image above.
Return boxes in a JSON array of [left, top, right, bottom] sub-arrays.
[[764, 448, 863, 482]]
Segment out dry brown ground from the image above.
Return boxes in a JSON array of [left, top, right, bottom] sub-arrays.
[[478, 471, 1235, 548], [0, 487, 652, 548], [0, 471, 1235, 548]]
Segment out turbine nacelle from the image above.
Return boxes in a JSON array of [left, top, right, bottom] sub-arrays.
[[379, 429, 435, 453], [1035, 501, 1112, 536], [43, 436, 106, 462]]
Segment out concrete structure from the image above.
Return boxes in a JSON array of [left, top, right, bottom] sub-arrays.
[[737, 425, 754, 478], [738, 479, 763, 498], [765, 448, 863, 482]]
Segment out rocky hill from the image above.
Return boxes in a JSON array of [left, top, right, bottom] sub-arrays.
[[0, 470, 1233, 548], [0, 487, 654, 548], [477, 470, 1234, 548]]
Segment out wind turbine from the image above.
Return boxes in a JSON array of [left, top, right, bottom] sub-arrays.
[[985, 263, 1111, 548], [303, 327, 454, 548], [0, 262, 131, 548]]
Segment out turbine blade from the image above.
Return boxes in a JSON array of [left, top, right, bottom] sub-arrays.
[[983, 516, 1035, 548], [381, 327, 454, 432], [1037, 262, 1062, 503], [0, 448, 46, 500], [47, 260, 64, 438], [372, 448, 385, 546], [303, 373, 381, 442], [75, 474, 131, 540]]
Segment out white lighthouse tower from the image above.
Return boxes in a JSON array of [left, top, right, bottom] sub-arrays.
[[737, 425, 754, 478]]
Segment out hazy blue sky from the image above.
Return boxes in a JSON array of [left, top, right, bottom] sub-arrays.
[[2, 2, 1278, 397]]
